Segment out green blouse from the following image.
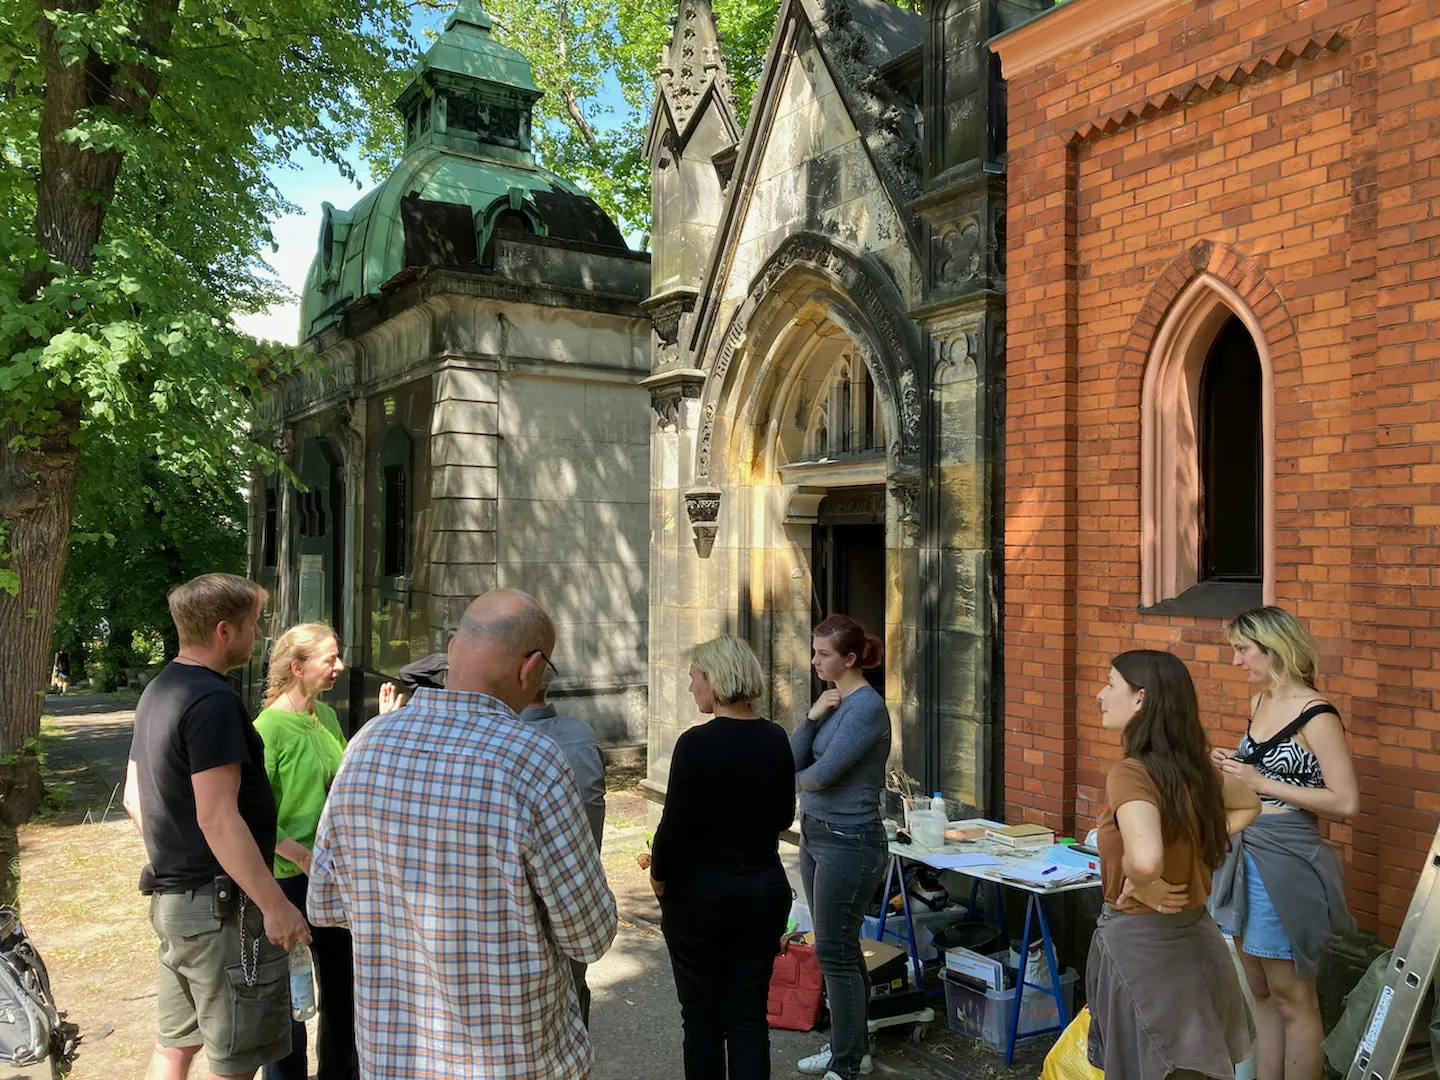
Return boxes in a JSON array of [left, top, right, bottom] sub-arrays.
[[253, 699, 347, 879]]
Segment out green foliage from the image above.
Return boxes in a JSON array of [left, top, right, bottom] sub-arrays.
[[55, 430, 249, 667], [0, 0, 419, 504]]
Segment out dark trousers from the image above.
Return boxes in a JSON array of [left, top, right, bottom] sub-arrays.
[[799, 815, 888, 1080], [264, 874, 359, 1080], [661, 861, 790, 1080]]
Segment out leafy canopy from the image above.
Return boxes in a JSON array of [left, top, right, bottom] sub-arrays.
[[0, 0, 418, 470]]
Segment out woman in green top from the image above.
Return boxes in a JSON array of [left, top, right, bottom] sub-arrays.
[[256, 623, 400, 1080]]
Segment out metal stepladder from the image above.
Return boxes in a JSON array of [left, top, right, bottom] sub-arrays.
[[1347, 822, 1440, 1080]]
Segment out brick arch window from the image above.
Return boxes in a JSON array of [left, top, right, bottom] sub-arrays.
[[379, 425, 413, 579], [1140, 273, 1275, 611]]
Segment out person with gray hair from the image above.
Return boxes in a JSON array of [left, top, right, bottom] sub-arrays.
[[308, 589, 617, 1080], [520, 657, 606, 1025]]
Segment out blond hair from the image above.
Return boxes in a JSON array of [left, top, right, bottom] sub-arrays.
[[687, 635, 765, 705], [263, 623, 338, 708], [1226, 606, 1320, 690], [168, 574, 267, 648]]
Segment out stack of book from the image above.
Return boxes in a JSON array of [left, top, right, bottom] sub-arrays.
[[984, 823, 1056, 851]]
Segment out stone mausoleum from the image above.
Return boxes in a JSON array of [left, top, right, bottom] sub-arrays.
[[247, 0, 652, 742], [644, 0, 1440, 944], [642, 0, 1045, 811]]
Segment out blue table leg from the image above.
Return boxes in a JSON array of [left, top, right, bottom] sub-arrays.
[[1003, 893, 1070, 1067], [1005, 895, 1036, 1067], [875, 854, 924, 990]]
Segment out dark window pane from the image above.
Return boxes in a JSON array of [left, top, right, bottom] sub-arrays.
[[383, 464, 408, 577], [262, 487, 278, 568], [1200, 316, 1262, 581]]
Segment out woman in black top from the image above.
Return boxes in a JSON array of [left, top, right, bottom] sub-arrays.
[[651, 635, 797, 1080]]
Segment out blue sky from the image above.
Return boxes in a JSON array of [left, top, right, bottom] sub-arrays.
[[234, 5, 641, 346]]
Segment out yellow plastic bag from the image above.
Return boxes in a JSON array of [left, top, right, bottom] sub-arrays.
[[1041, 1006, 1104, 1080]]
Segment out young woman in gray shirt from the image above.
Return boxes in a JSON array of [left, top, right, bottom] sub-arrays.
[[790, 614, 891, 1080]]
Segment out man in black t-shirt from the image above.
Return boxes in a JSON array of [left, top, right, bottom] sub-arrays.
[[123, 573, 309, 1080]]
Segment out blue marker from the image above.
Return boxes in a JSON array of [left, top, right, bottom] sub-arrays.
[[1041, 865, 1058, 875]]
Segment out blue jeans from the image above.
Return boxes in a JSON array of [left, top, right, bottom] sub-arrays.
[[799, 815, 888, 1080]]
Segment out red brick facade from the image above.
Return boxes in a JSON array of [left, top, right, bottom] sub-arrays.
[[995, 0, 1440, 939]]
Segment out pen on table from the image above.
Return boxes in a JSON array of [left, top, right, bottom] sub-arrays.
[[1041, 865, 1058, 875]]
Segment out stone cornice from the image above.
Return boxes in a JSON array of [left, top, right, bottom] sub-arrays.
[[988, 0, 1184, 80]]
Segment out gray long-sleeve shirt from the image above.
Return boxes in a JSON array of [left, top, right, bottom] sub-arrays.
[[790, 683, 890, 826], [520, 705, 606, 850]]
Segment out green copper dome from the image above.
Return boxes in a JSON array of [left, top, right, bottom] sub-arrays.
[[298, 0, 626, 341]]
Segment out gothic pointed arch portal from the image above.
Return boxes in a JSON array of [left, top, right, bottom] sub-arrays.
[[684, 232, 925, 754]]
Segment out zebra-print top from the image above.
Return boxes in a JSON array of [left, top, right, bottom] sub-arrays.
[[1235, 701, 1335, 810]]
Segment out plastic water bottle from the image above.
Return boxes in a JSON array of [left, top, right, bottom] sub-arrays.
[[289, 944, 317, 1022]]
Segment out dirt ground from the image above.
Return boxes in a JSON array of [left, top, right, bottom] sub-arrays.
[[17, 737, 169, 1078]]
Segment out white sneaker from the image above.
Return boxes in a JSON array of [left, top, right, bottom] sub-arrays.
[[797, 1044, 873, 1075]]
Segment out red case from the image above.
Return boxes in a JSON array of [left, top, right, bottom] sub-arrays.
[[767, 937, 824, 1031]]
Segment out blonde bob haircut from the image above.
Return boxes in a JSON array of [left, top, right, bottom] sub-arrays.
[[687, 635, 765, 705], [263, 622, 338, 708], [1226, 605, 1320, 690]]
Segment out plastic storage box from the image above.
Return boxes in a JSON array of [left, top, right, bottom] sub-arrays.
[[862, 907, 963, 960], [942, 965, 1079, 1052]]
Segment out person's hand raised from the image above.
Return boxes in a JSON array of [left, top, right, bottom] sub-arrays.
[[377, 682, 406, 715], [808, 688, 842, 721]]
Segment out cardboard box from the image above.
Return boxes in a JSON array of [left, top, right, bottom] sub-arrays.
[[860, 938, 909, 998]]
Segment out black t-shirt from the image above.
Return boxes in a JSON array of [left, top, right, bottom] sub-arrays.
[[649, 716, 796, 883], [128, 662, 277, 893]]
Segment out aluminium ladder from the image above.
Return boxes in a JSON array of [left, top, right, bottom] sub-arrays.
[[1347, 822, 1440, 1080]]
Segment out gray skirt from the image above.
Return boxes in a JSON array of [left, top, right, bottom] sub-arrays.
[[1086, 905, 1255, 1080]]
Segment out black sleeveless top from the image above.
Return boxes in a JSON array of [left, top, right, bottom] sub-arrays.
[[1235, 700, 1336, 809]]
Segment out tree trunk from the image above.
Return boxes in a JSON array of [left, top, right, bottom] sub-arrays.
[[2, 0, 177, 904], [0, 416, 80, 908]]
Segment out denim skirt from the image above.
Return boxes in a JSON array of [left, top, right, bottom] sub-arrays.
[[1236, 850, 1294, 960]]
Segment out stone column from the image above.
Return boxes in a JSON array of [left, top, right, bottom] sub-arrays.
[[274, 427, 298, 628], [336, 398, 367, 670], [905, 0, 1044, 813], [427, 361, 500, 644]]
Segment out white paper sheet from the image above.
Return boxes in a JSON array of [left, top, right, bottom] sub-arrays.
[[909, 852, 1004, 870]]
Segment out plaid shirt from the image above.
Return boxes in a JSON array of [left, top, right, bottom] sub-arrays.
[[309, 688, 617, 1079]]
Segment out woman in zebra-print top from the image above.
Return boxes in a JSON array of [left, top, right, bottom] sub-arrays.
[[1209, 606, 1360, 1080]]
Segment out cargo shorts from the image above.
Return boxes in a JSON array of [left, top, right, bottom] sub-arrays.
[[150, 887, 291, 1075]]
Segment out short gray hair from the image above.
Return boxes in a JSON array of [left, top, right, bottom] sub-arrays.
[[457, 606, 550, 656]]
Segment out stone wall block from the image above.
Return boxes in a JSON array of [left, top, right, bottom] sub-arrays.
[[432, 465, 498, 501], [437, 367, 499, 405], [431, 433, 498, 470], [432, 399, 499, 436]]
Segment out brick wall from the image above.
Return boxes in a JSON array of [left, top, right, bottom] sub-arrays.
[[1000, 0, 1440, 940]]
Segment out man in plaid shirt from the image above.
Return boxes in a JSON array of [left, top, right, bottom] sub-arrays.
[[309, 590, 617, 1079]]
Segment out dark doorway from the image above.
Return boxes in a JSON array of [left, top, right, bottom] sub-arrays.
[[812, 487, 886, 693], [1199, 316, 1262, 582], [294, 438, 347, 639]]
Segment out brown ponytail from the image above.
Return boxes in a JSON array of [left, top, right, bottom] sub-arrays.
[[813, 614, 884, 670]]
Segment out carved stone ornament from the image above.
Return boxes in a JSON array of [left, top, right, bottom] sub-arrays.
[[640, 366, 705, 429], [260, 354, 359, 423], [697, 235, 923, 479], [889, 480, 920, 545], [937, 217, 981, 283], [684, 486, 722, 558]]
